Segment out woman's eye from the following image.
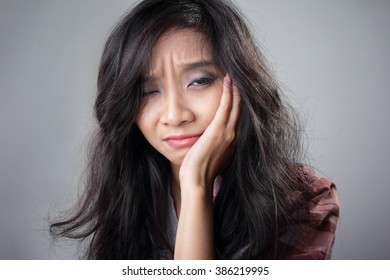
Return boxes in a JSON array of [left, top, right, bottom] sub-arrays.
[[190, 76, 216, 87], [142, 89, 159, 96]]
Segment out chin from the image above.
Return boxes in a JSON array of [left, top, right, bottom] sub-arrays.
[[165, 153, 186, 167]]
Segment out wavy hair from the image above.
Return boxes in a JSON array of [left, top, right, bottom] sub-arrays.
[[51, 0, 309, 259]]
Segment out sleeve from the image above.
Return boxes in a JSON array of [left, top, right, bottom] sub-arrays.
[[276, 168, 340, 259]]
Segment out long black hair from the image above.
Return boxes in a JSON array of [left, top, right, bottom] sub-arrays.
[[51, 0, 309, 259]]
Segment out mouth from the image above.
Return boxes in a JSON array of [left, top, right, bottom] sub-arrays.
[[163, 134, 201, 148]]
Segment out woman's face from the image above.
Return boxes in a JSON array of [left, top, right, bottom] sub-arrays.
[[136, 28, 223, 167]]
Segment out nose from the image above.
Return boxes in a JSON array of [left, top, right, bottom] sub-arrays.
[[160, 87, 195, 126]]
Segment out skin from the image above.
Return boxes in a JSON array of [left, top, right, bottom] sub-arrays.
[[136, 28, 240, 259]]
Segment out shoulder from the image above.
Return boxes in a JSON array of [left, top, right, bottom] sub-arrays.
[[276, 166, 340, 259], [300, 166, 339, 227], [299, 166, 339, 214]]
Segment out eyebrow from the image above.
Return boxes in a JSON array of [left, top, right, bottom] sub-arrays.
[[181, 60, 215, 70], [142, 60, 215, 84]]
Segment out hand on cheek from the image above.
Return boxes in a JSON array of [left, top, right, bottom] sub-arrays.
[[179, 74, 241, 192]]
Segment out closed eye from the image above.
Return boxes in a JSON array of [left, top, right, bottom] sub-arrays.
[[140, 76, 160, 97], [142, 89, 159, 97]]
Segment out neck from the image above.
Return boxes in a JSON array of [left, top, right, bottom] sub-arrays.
[[170, 163, 181, 217]]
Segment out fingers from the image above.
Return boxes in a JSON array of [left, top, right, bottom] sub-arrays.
[[211, 75, 232, 126], [227, 78, 241, 130], [212, 74, 240, 128]]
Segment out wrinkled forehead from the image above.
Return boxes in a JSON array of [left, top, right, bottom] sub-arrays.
[[143, 28, 213, 75]]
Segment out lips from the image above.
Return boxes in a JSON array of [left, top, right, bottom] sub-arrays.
[[163, 134, 201, 148]]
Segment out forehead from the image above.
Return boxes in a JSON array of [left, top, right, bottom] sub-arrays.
[[147, 28, 212, 72]]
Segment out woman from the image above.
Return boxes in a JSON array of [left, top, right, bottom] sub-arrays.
[[51, 0, 339, 259]]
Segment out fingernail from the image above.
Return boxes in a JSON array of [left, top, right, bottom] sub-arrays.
[[225, 74, 231, 84]]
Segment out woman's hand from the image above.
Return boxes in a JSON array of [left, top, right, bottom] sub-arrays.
[[179, 74, 241, 190], [174, 75, 240, 260]]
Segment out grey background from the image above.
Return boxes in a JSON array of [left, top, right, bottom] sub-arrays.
[[1, 0, 389, 259]]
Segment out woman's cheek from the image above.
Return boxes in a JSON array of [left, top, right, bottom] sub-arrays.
[[187, 93, 217, 122], [200, 87, 223, 119], [136, 97, 159, 122]]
